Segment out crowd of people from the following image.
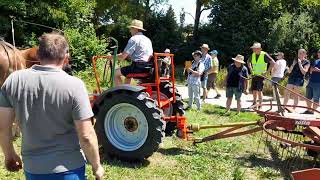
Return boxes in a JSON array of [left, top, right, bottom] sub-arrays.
[[185, 42, 320, 115]]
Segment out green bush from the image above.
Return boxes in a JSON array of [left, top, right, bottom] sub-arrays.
[[65, 26, 108, 71]]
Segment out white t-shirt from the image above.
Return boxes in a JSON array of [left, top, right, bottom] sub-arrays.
[[272, 59, 287, 78]]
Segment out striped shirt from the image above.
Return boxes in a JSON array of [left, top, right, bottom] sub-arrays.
[[200, 53, 212, 75]]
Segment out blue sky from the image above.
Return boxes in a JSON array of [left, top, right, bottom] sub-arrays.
[[165, 0, 210, 25]]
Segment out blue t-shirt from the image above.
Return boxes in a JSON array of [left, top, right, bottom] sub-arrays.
[[226, 64, 248, 91], [309, 59, 320, 83]]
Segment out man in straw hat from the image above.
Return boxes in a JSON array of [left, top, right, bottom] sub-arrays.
[[225, 55, 249, 114], [104, 19, 153, 86], [247, 42, 275, 109], [200, 43, 212, 101]]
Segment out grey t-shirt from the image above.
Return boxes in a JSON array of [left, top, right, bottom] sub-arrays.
[[0, 65, 93, 174]]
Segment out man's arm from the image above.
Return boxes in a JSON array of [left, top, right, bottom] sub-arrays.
[[74, 119, 104, 179], [266, 53, 276, 75], [0, 107, 22, 172], [297, 60, 310, 75], [311, 67, 320, 72], [248, 62, 253, 74], [72, 81, 104, 179], [117, 52, 129, 61]]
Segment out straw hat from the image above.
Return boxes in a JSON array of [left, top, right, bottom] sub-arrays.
[[200, 44, 210, 50], [232, 54, 245, 64], [250, 42, 262, 49], [164, 48, 171, 53], [128, 19, 146, 31]]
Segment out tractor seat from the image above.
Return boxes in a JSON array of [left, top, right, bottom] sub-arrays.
[[126, 72, 152, 79]]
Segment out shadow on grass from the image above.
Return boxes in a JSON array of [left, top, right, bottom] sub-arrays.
[[157, 147, 194, 156], [100, 153, 151, 168]]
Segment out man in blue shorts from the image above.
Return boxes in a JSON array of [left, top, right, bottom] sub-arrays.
[[305, 49, 320, 114]]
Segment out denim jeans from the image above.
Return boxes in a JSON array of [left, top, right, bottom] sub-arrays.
[[25, 166, 86, 180], [188, 84, 201, 110]]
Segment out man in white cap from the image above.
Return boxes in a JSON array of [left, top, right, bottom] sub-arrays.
[[104, 19, 153, 86], [200, 44, 212, 101], [247, 42, 275, 108], [207, 50, 221, 99], [161, 48, 171, 77], [225, 55, 249, 114]]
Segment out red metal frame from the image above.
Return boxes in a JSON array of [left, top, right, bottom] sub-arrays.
[[91, 53, 188, 139]]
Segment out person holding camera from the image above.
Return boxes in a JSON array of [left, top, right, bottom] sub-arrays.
[[186, 50, 205, 111]]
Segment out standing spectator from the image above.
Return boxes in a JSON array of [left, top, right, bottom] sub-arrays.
[[161, 48, 171, 77], [186, 51, 205, 110], [304, 49, 320, 114], [0, 33, 104, 179], [200, 44, 212, 101], [271, 52, 287, 100], [283, 49, 310, 110], [247, 42, 275, 109], [225, 55, 249, 114], [207, 50, 221, 99]]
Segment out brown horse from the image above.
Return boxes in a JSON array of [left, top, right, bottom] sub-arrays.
[[0, 41, 39, 137]]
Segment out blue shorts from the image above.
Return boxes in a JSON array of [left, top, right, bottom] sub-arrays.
[[226, 87, 242, 100], [306, 84, 320, 103], [25, 166, 86, 180], [201, 76, 208, 88], [288, 77, 304, 87], [271, 77, 282, 85]]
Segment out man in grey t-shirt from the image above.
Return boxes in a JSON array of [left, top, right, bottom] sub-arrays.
[[0, 33, 104, 179]]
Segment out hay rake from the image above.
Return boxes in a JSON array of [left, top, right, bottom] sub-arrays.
[[188, 75, 320, 178]]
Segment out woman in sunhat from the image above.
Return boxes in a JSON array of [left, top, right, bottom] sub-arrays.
[[225, 55, 249, 114], [186, 50, 205, 111]]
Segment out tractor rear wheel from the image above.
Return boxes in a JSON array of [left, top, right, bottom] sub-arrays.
[[153, 82, 185, 136], [95, 91, 164, 161]]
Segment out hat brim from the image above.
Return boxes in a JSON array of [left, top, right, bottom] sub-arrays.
[[232, 58, 246, 64], [251, 46, 262, 49], [128, 25, 146, 31], [200, 46, 210, 50]]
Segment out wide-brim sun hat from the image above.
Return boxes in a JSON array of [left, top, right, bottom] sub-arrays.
[[232, 54, 245, 64], [250, 42, 262, 49], [192, 50, 202, 57], [128, 19, 146, 31], [200, 44, 210, 50]]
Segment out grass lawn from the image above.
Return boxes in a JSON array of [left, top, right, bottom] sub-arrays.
[[0, 104, 297, 180]]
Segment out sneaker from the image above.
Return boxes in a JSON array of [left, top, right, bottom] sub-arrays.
[[302, 110, 314, 115], [214, 94, 221, 99]]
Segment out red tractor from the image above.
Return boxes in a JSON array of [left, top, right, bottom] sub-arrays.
[[90, 38, 187, 161]]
